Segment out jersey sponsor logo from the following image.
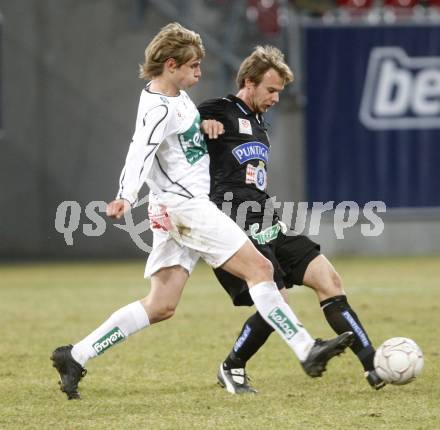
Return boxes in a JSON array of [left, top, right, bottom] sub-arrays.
[[232, 141, 269, 164], [177, 113, 208, 164], [250, 221, 287, 245], [268, 307, 298, 340], [359, 47, 440, 130], [238, 118, 252, 134], [246, 161, 267, 191], [93, 327, 125, 355]]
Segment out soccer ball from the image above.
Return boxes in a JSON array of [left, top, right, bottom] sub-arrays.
[[374, 337, 424, 385]]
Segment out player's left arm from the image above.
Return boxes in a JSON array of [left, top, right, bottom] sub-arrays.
[[200, 119, 224, 139]]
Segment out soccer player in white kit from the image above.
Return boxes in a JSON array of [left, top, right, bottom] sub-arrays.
[[51, 22, 353, 400]]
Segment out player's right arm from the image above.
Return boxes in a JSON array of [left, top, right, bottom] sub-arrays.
[[106, 198, 131, 219], [109, 95, 170, 217]]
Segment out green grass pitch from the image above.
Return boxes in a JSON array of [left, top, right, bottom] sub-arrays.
[[1, 257, 439, 429]]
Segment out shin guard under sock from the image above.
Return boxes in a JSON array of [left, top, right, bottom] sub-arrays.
[[320, 295, 375, 370]]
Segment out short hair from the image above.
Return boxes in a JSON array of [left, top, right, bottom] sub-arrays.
[[139, 22, 205, 80], [236, 45, 294, 89]]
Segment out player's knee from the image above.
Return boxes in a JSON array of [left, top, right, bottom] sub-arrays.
[[263, 257, 274, 278], [306, 257, 344, 297], [142, 298, 177, 323], [156, 303, 177, 321], [255, 254, 274, 279], [328, 268, 343, 295], [330, 269, 343, 293]]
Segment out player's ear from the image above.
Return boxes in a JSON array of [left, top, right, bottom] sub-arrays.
[[165, 58, 177, 73], [244, 77, 255, 89]]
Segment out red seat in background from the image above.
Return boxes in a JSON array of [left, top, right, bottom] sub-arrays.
[[336, 0, 373, 9], [383, 0, 418, 7], [247, 0, 281, 35]]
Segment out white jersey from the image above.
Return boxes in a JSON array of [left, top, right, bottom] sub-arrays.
[[117, 86, 210, 205]]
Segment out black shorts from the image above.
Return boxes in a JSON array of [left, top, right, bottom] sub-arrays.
[[213, 233, 321, 306]]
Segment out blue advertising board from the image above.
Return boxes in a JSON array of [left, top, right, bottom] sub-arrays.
[[304, 24, 440, 208]]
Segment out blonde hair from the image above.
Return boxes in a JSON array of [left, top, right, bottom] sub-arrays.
[[139, 22, 205, 80], [236, 45, 293, 89]]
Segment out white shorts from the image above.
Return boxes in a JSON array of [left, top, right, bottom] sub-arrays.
[[144, 194, 248, 278]]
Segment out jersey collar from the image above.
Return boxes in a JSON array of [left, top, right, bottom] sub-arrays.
[[226, 94, 265, 125], [226, 94, 253, 116]]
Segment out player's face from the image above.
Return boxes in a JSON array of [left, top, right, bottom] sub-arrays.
[[250, 69, 285, 113], [174, 56, 202, 90]]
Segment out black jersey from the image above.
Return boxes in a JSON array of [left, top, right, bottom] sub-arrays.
[[199, 95, 321, 305], [198, 95, 277, 229]]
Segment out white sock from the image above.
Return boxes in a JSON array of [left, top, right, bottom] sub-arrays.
[[249, 282, 315, 361], [71, 301, 150, 367]]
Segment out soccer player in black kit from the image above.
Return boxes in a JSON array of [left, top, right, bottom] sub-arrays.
[[198, 45, 385, 394]]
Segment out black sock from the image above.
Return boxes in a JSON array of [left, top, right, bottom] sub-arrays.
[[320, 295, 376, 371], [223, 312, 274, 369]]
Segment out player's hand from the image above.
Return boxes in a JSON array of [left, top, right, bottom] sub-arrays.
[[201, 119, 224, 139], [106, 199, 131, 219]]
